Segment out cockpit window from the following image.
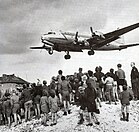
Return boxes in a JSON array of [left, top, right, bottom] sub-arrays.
[[47, 32, 56, 34]]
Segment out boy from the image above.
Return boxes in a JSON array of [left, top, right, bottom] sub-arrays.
[[119, 85, 133, 121], [49, 91, 59, 126]]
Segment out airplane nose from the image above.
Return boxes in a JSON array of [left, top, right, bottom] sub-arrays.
[[41, 35, 49, 42]]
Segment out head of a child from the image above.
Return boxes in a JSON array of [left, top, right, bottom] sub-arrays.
[[5, 92, 11, 100], [12, 90, 17, 96], [123, 85, 127, 91], [107, 72, 111, 77], [42, 91, 48, 97], [61, 76, 66, 81], [78, 86, 85, 95], [49, 90, 55, 98]]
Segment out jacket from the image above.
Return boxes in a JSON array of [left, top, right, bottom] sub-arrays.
[[119, 90, 133, 105]]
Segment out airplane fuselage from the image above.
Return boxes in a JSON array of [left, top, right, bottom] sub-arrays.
[[42, 32, 124, 52], [30, 22, 139, 59]]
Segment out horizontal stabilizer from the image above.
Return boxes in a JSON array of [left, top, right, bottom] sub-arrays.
[[30, 46, 44, 49], [119, 43, 139, 48]]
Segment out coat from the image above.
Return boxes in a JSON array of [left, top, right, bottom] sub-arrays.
[[119, 90, 133, 105], [40, 96, 49, 113], [49, 96, 59, 113], [79, 85, 97, 112]]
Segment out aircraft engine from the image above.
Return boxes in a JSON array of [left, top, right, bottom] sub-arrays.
[[95, 31, 105, 39], [84, 40, 90, 46]]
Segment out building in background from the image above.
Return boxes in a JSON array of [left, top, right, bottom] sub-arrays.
[[0, 74, 29, 97]]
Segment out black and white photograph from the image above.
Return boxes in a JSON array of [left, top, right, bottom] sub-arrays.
[[0, 0, 139, 131]]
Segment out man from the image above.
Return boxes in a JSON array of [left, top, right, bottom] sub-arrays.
[[77, 68, 83, 82], [116, 64, 127, 93], [130, 62, 139, 100], [59, 76, 72, 115]]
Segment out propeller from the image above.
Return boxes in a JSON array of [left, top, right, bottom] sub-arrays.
[[75, 31, 78, 42], [90, 27, 96, 37]]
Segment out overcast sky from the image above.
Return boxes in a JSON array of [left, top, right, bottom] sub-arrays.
[[0, 0, 139, 84]]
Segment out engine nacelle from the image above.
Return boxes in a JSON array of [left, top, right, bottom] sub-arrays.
[[84, 40, 90, 46], [95, 31, 105, 39]]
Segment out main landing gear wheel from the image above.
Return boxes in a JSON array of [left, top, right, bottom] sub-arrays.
[[88, 50, 95, 55], [48, 50, 53, 55], [64, 55, 71, 59]]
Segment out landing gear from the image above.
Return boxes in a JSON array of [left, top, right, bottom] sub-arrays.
[[88, 50, 95, 55], [48, 49, 53, 55], [64, 51, 71, 59], [64, 54, 71, 59]]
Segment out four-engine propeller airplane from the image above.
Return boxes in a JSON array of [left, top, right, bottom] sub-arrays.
[[30, 22, 139, 59]]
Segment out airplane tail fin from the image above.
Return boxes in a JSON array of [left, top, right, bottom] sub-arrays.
[[115, 35, 125, 44]]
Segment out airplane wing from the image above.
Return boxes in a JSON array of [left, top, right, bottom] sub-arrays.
[[30, 45, 51, 50], [119, 43, 139, 49], [87, 22, 139, 48], [30, 46, 45, 49]]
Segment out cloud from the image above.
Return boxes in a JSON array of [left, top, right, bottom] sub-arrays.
[[0, 0, 139, 55], [0, 0, 139, 83]]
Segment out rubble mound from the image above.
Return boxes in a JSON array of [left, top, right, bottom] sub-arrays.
[[0, 101, 139, 132]]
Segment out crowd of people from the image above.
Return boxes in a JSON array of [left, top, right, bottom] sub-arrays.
[[0, 62, 139, 128]]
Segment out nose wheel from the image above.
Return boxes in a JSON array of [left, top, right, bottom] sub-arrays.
[[64, 51, 71, 59], [64, 54, 71, 59]]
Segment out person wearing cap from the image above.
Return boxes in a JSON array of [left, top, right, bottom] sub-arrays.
[[130, 62, 139, 100]]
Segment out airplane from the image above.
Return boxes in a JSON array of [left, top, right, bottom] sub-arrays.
[[30, 22, 139, 59]]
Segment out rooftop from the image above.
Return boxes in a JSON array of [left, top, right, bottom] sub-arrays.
[[0, 74, 29, 84]]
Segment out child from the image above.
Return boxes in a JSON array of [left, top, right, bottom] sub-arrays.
[[102, 72, 116, 105], [40, 91, 49, 126], [0, 99, 3, 125], [49, 91, 59, 126], [3, 93, 12, 128], [77, 83, 86, 125], [95, 87, 102, 108], [119, 85, 133, 121], [11, 90, 21, 126], [78, 81, 99, 126]]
